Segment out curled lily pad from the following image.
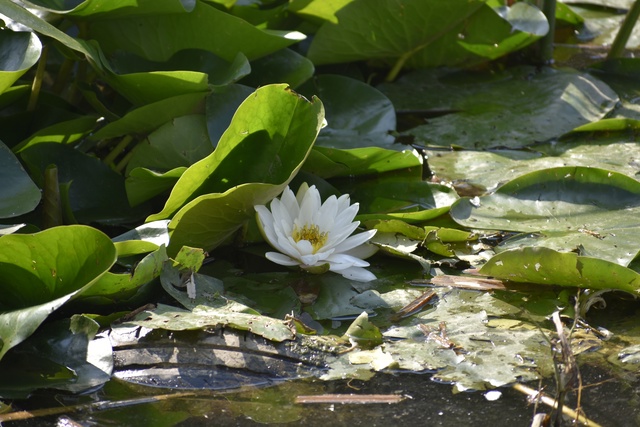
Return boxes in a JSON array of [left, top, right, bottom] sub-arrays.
[[480, 246, 640, 294], [0, 226, 117, 359], [0, 30, 41, 95]]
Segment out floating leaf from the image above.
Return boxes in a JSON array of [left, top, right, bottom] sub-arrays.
[[479, 246, 640, 294], [308, 0, 546, 72], [0, 226, 117, 359], [128, 303, 295, 342], [380, 67, 618, 149], [126, 115, 214, 174], [87, 1, 305, 63], [299, 75, 396, 149], [91, 92, 208, 141], [451, 166, 640, 266], [21, 143, 147, 224]]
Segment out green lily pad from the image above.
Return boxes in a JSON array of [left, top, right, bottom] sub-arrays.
[[308, 0, 546, 72], [380, 67, 618, 149], [0, 139, 40, 218], [125, 167, 186, 207], [0, 30, 41, 95], [298, 75, 396, 149], [126, 115, 213, 174], [148, 85, 324, 222], [75, 246, 169, 306], [480, 246, 640, 294], [205, 84, 255, 146], [303, 146, 421, 179], [342, 311, 383, 348], [21, 0, 195, 16], [20, 143, 148, 224], [426, 141, 640, 190], [91, 92, 208, 141], [87, 1, 304, 63], [0, 225, 117, 359], [241, 48, 314, 89], [451, 166, 640, 266], [13, 116, 99, 153]]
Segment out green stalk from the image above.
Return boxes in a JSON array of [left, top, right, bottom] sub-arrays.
[[103, 135, 134, 168], [115, 147, 136, 173], [27, 44, 49, 112], [385, 51, 413, 82], [43, 164, 63, 229], [539, 0, 557, 64], [608, 0, 640, 59]]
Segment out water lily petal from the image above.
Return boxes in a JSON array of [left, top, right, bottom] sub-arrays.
[[332, 229, 377, 254], [315, 194, 338, 231], [297, 185, 322, 227], [343, 242, 378, 260], [255, 205, 277, 242], [280, 186, 300, 219], [339, 266, 377, 282], [295, 182, 310, 205], [324, 221, 361, 249], [270, 198, 293, 233], [265, 251, 300, 266], [327, 253, 371, 270]]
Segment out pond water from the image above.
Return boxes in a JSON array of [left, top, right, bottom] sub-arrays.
[[5, 359, 639, 426]]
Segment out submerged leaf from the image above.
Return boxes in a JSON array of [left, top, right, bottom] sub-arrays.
[[128, 303, 295, 342]]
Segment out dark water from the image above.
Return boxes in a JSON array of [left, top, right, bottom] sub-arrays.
[[5, 362, 639, 427]]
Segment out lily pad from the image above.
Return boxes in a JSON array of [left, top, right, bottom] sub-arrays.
[[0, 226, 117, 359], [298, 75, 396, 149], [0, 317, 112, 399], [0, 139, 40, 218], [451, 166, 640, 266], [87, 1, 305, 63], [128, 303, 295, 342], [126, 115, 214, 174], [308, 0, 546, 72], [380, 67, 618, 149], [0, 30, 41, 95], [426, 141, 640, 191], [480, 246, 640, 294]]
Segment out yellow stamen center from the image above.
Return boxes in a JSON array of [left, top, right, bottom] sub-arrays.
[[292, 224, 328, 253]]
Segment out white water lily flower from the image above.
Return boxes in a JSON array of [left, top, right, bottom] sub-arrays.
[[255, 183, 377, 282]]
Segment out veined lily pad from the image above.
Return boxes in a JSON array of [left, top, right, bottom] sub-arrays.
[[380, 67, 618, 149], [0, 226, 117, 359], [451, 166, 640, 266], [480, 246, 640, 294]]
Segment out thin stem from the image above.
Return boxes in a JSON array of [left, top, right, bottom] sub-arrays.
[[27, 44, 49, 112], [539, 0, 557, 64], [43, 164, 63, 229], [103, 135, 133, 167], [52, 57, 75, 95], [385, 51, 412, 82], [608, 0, 640, 59], [115, 146, 136, 173]]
